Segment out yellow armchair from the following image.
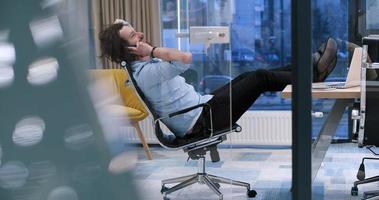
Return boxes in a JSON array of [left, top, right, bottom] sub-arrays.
[[89, 69, 152, 160]]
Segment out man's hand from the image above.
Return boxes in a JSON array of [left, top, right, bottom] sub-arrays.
[[128, 42, 153, 57]]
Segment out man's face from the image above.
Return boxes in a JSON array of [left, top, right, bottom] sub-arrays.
[[119, 25, 144, 45]]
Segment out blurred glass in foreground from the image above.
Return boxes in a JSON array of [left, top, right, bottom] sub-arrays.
[[0, 0, 141, 199]]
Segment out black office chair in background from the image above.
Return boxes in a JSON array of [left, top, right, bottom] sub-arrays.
[[121, 62, 257, 200], [351, 146, 379, 199], [351, 44, 379, 199]]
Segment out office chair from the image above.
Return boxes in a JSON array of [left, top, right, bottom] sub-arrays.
[[121, 62, 257, 200], [351, 147, 379, 199], [351, 45, 379, 199]]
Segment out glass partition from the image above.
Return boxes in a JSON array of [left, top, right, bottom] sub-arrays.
[[162, 0, 350, 139], [159, 0, 352, 199]]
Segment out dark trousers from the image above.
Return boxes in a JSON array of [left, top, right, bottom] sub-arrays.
[[191, 65, 292, 135]]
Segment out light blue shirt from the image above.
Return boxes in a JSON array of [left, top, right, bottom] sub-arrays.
[[131, 58, 213, 137]]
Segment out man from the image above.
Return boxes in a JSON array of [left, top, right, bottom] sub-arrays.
[[99, 20, 337, 138]]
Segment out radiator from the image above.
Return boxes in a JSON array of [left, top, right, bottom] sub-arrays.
[[120, 111, 292, 146]]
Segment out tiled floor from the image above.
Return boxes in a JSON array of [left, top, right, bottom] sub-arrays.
[[129, 143, 379, 200]]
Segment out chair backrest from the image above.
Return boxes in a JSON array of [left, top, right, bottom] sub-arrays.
[[89, 69, 148, 121], [122, 66, 182, 148]]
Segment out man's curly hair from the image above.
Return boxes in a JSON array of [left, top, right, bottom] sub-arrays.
[[98, 23, 136, 64]]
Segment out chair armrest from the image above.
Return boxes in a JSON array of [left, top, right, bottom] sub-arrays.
[[367, 62, 379, 69], [168, 103, 210, 118]]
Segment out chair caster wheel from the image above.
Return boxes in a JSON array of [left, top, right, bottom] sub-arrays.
[[214, 182, 220, 189], [163, 197, 170, 200], [351, 186, 358, 196], [161, 185, 169, 194], [247, 189, 257, 198]]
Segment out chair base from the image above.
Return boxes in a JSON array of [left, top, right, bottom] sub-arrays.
[[161, 172, 256, 200], [364, 190, 379, 200], [352, 175, 379, 199]]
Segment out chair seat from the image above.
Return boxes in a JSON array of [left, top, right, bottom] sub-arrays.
[[158, 123, 241, 149], [104, 104, 147, 121]]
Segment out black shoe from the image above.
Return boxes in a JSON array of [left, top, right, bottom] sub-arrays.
[[313, 37, 338, 82]]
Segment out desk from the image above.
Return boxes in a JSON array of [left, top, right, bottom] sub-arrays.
[[282, 85, 360, 182]]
